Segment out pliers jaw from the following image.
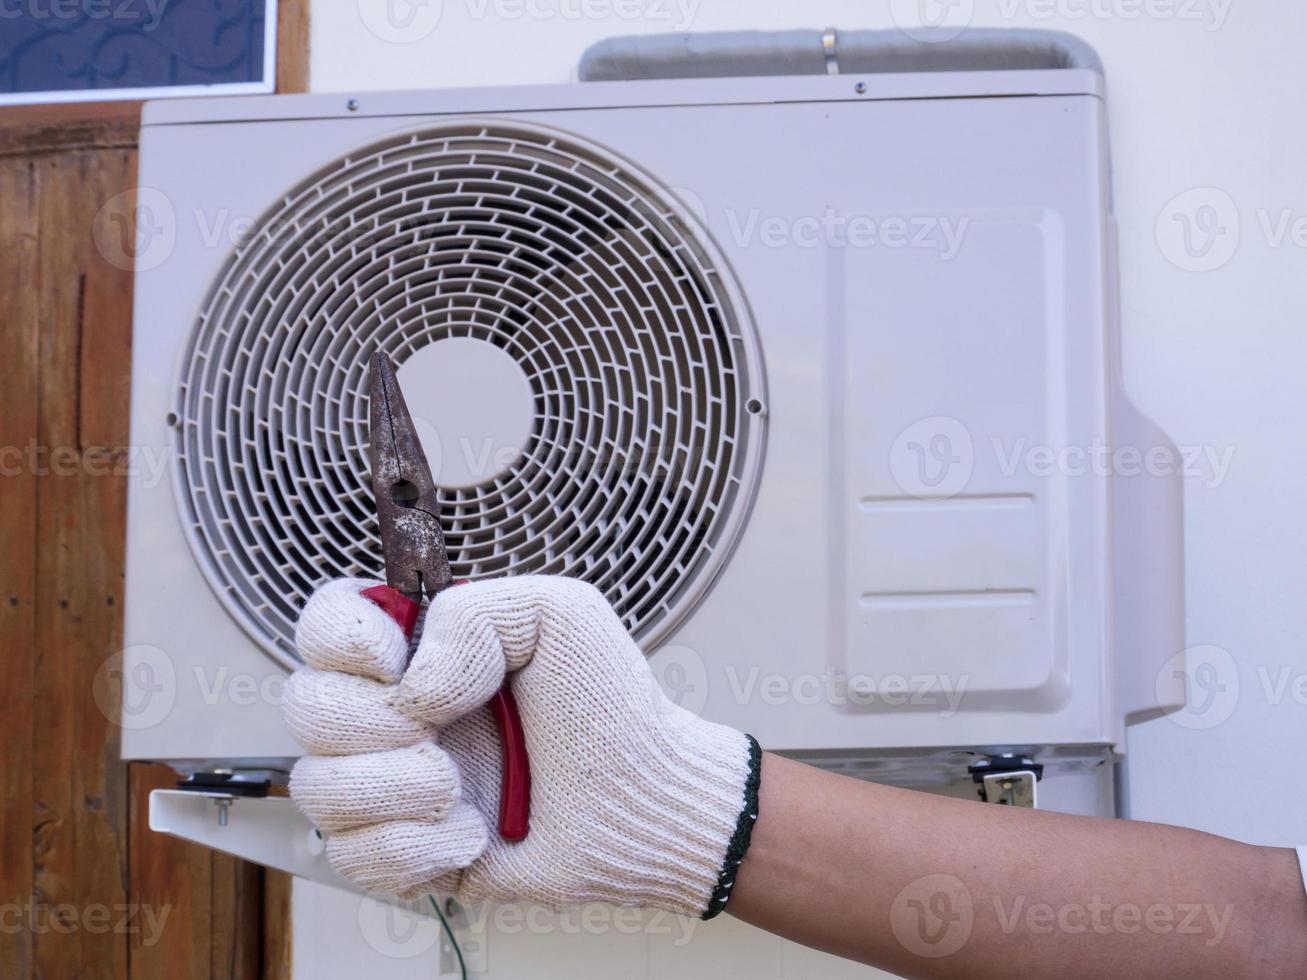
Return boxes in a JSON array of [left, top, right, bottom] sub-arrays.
[[368, 352, 452, 605]]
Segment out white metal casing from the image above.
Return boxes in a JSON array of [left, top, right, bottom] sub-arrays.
[[123, 69, 1183, 773]]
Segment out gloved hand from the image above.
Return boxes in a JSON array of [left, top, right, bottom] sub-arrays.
[[282, 575, 761, 919]]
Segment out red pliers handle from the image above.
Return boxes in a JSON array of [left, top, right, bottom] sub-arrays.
[[361, 583, 531, 842], [365, 353, 530, 843]]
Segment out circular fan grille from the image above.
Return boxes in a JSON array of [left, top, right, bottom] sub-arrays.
[[174, 119, 766, 667]]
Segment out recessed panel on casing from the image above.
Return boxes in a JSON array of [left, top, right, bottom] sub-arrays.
[[843, 215, 1064, 707]]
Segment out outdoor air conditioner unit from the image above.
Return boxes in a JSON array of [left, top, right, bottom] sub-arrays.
[[123, 34, 1184, 801]]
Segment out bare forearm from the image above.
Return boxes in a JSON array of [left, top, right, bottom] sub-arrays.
[[729, 753, 1307, 978]]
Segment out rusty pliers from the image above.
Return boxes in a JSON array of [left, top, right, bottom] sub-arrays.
[[362, 352, 531, 842]]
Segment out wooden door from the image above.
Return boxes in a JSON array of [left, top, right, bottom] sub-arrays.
[[0, 4, 307, 977]]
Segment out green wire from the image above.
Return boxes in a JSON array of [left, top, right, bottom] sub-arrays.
[[430, 895, 468, 980]]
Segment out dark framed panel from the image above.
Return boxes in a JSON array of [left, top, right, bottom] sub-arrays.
[[0, 0, 277, 106]]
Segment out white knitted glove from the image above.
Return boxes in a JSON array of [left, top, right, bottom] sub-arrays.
[[283, 576, 761, 919]]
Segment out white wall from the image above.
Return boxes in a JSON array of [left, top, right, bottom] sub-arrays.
[[303, 0, 1307, 972]]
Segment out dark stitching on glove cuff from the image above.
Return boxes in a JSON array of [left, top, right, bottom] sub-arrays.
[[702, 734, 762, 920]]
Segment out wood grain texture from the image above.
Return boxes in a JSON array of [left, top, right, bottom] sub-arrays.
[[277, 0, 312, 94], [30, 146, 134, 980], [0, 111, 292, 980], [262, 870, 294, 979], [127, 765, 222, 980], [126, 765, 289, 980], [0, 152, 41, 980], [0, 102, 141, 160]]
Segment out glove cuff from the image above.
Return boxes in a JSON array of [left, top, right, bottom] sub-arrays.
[[700, 733, 762, 919], [593, 720, 762, 919]]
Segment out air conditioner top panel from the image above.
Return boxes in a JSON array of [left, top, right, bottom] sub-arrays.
[[139, 69, 1103, 128]]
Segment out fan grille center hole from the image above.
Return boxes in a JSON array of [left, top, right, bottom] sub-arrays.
[[396, 338, 536, 491]]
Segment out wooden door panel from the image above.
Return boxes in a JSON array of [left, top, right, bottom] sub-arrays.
[[0, 7, 307, 973]]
